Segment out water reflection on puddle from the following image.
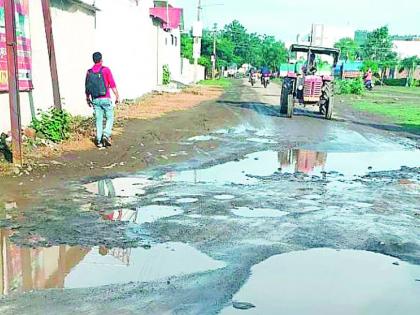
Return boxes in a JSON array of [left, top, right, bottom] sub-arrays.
[[102, 206, 183, 225], [168, 149, 420, 185], [221, 249, 420, 315], [84, 176, 156, 197], [65, 242, 225, 289], [170, 151, 280, 185], [0, 231, 225, 294]]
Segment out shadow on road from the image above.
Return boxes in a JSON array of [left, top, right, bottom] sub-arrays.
[[217, 100, 279, 117], [219, 100, 336, 122]]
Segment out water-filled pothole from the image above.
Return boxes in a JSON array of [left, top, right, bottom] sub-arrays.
[[221, 248, 420, 315], [84, 177, 156, 197], [0, 240, 226, 294], [168, 149, 420, 185]]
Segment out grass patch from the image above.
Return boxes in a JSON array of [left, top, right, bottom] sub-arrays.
[[199, 78, 232, 89], [347, 86, 420, 134], [374, 86, 420, 96], [352, 101, 420, 132]]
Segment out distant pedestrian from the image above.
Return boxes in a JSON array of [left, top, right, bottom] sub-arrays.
[[85, 52, 120, 148]]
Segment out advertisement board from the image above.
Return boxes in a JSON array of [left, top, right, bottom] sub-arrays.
[[0, 0, 32, 92]]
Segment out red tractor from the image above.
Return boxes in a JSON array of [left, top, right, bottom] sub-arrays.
[[280, 44, 340, 120]]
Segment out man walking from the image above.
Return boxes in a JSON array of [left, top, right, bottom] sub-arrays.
[[85, 52, 119, 148]]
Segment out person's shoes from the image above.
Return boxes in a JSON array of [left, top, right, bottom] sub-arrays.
[[95, 140, 103, 148], [102, 135, 112, 147]]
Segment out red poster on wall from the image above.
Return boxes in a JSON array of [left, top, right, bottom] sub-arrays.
[[0, 0, 33, 92]]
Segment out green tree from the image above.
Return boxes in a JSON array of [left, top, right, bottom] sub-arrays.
[[181, 33, 193, 62], [180, 20, 289, 74], [261, 35, 288, 70], [400, 56, 420, 87], [334, 38, 360, 61], [362, 26, 397, 80], [223, 20, 249, 66]]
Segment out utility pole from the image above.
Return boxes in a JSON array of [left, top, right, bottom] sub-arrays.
[[212, 23, 217, 79], [197, 0, 202, 21], [193, 0, 202, 83], [4, 0, 23, 165], [41, 0, 62, 110]]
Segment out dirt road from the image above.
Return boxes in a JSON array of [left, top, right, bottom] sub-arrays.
[[1, 79, 419, 315]]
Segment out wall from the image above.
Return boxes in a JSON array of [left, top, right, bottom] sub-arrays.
[[394, 66, 420, 80], [1, 0, 184, 133], [0, 0, 95, 132], [157, 26, 181, 84], [393, 40, 420, 59], [93, 0, 158, 100], [180, 58, 204, 83]]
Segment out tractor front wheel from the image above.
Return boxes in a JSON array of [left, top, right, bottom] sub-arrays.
[[280, 80, 294, 118], [321, 82, 334, 120]]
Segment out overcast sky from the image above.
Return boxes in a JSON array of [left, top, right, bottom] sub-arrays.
[[172, 0, 420, 42]]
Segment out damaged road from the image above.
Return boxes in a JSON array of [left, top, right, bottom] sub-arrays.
[[1, 80, 419, 315]]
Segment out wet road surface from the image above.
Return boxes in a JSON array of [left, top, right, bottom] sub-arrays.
[[1, 80, 419, 314]]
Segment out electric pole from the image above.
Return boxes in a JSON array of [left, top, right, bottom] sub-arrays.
[[4, 0, 23, 165], [193, 0, 202, 82], [212, 23, 217, 79]]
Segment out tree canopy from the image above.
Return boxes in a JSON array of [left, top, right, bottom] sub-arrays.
[[182, 20, 288, 72], [362, 26, 397, 69], [334, 38, 360, 61]]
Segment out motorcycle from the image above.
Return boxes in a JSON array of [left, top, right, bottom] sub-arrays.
[[261, 73, 270, 88], [364, 80, 373, 91], [250, 73, 257, 86]]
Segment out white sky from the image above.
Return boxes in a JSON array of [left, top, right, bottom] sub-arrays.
[[172, 0, 420, 42]]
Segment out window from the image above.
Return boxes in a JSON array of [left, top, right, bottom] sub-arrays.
[[171, 35, 174, 46], [175, 36, 178, 47]]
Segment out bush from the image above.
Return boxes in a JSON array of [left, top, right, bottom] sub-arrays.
[[31, 108, 71, 143], [383, 78, 406, 86], [336, 78, 364, 95], [162, 64, 171, 85]]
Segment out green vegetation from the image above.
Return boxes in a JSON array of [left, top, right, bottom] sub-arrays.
[[399, 56, 420, 87], [162, 64, 171, 85], [335, 26, 420, 89], [31, 108, 71, 143], [350, 86, 420, 133], [334, 38, 360, 61], [199, 78, 232, 88], [182, 20, 288, 73], [336, 78, 364, 95]]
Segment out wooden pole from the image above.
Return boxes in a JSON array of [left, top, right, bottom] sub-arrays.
[[41, 0, 62, 110], [4, 0, 23, 165]]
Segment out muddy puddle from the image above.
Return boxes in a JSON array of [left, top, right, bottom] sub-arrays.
[[0, 232, 225, 295], [221, 248, 420, 315], [168, 148, 420, 185], [84, 176, 156, 198]]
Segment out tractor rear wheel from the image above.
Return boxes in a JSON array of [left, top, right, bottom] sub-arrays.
[[321, 82, 334, 120], [280, 79, 294, 118]]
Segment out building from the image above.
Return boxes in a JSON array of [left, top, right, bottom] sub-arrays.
[[392, 40, 420, 59], [1, 0, 197, 134], [1, 0, 97, 133], [298, 24, 355, 48]]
